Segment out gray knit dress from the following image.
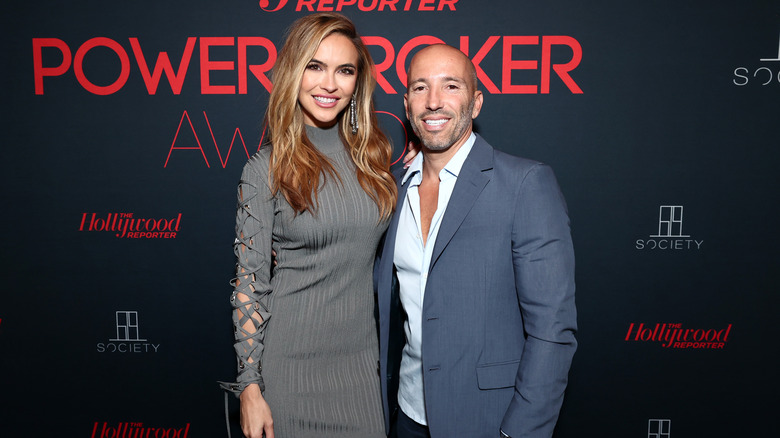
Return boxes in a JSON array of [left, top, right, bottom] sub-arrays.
[[225, 124, 388, 438]]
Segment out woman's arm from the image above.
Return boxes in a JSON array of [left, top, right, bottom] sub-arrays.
[[220, 154, 276, 437]]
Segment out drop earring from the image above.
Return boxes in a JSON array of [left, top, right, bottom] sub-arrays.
[[349, 95, 358, 134]]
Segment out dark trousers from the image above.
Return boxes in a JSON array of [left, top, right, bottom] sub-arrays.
[[392, 409, 431, 438]]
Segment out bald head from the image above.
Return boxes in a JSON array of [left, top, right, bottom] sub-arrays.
[[407, 44, 478, 93], [403, 43, 483, 155]]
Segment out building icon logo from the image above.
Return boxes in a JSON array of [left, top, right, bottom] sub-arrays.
[[110, 311, 146, 342], [651, 205, 688, 238], [97, 310, 160, 353], [635, 205, 703, 250], [648, 419, 671, 438]]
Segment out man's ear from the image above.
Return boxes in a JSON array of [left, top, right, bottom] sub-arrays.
[[471, 90, 484, 119]]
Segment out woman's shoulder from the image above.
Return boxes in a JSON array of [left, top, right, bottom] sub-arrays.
[[238, 145, 274, 184], [243, 144, 273, 172]]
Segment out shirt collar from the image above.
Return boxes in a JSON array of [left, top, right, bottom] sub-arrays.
[[401, 132, 476, 185]]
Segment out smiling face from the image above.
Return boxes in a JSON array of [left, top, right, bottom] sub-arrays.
[[298, 33, 359, 128], [404, 44, 483, 152]]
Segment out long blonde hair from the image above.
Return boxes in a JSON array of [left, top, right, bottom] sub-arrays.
[[265, 12, 396, 218]]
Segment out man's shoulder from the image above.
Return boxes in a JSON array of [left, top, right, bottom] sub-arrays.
[[391, 165, 407, 182], [493, 148, 543, 170], [475, 134, 544, 173]]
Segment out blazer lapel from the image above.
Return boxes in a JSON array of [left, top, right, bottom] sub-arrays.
[[429, 135, 494, 271], [381, 168, 412, 278]]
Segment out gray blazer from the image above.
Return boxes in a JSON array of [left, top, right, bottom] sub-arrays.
[[375, 134, 577, 438]]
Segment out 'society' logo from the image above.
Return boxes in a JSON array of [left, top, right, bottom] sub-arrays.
[[96, 311, 160, 353], [635, 205, 703, 250], [733, 33, 780, 86], [258, 0, 460, 12], [648, 419, 671, 438]]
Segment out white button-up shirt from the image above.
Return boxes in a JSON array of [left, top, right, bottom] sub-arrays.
[[393, 133, 476, 425]]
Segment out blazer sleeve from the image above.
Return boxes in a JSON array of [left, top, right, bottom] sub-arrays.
[[501, 163, 577, 438]]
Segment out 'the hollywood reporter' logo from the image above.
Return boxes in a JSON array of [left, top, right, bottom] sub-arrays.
[[79, 212, 182, 239], [625, 322, 732, 349], [259, 0, 288, 11], [96, 311, 160, 353], [635, 205, 703, 250], [91, 422, 190, 438], [733, 33, 780, 86]]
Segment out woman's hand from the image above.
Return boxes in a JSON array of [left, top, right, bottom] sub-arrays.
[[403, 141, 420, 168], [240, 384, 274, 438]]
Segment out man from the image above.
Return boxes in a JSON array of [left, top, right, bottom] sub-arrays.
[[375, 44, 577, 438]]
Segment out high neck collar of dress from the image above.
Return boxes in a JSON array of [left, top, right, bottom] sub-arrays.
[[305, 123, 343, 154]]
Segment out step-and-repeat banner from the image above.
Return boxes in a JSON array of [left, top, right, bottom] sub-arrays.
[[1, 1, 777, 437]]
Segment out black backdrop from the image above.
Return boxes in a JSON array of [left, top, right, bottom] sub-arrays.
[[1, 1, 778, 437]]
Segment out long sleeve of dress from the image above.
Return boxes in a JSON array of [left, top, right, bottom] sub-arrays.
[[219, 153, 275, 396]]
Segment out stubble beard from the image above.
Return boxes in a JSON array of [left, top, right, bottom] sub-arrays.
[[412, 100, 475, 152]]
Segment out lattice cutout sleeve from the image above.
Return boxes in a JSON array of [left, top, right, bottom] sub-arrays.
[[219, 155, 274, 396]]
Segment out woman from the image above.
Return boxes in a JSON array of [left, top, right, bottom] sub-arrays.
[[220, 12, 397, 438]]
